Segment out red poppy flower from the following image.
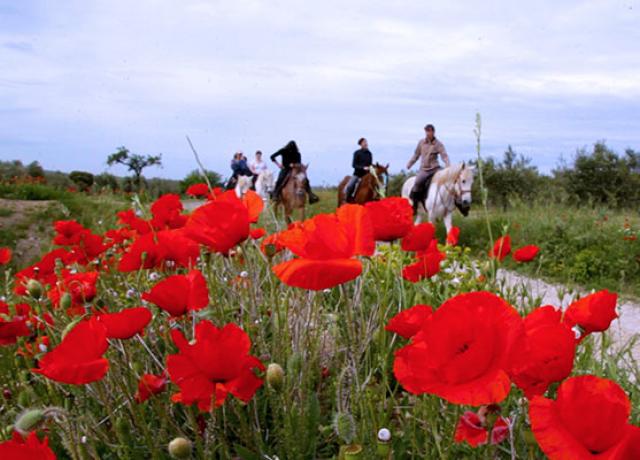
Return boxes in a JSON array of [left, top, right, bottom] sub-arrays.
[[513, 245, 539, 262], [364, 197, 414, 242], [261, 232, 286, 256], [0, 247, 12, 265], [117, 209, 153, 235], [489, 235, 511, 261], [142, 269, 209, 317], [186, 183, 210, 197], [446, 226, 460, 246], [250, 227, 267, 240], [272, 205, 374, 290], [72, 231, 108, 264], [53, 220, 87, 246], [563, 289, 618, 337], [95, 307, 152, 339], [14, 248, 76, 296], [118, 229, 200, 272], [401, 223, 436, 252], [33, 318, 109, 384], [529, 375, 639, 459], [454, 411, 509, 447], [184, 190, 251, 254], [167, 320, 264, 411], [402, 240, 445, 282], [135, 373, 167, 403], [0, 431, 56, 460], [151, 194, 187, 230], [242, 190, 264, 224], [385, 304, 433, 339], [508, 306, 575, 397], [393, 291, 522, 405], [0, 314, 31, 346]]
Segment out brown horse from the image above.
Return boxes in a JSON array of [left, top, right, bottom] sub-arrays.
[[337, 162, 390, 206], [276, 163, 308, 223]]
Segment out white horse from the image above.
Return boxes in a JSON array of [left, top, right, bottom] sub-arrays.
[[255, 170, 275, 200], [234, 175, 253, 198], [401, 162, 475, 233]]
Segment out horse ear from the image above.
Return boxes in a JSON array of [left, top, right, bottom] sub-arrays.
[[462, 161, 466, 169], [385, 163, 390, 169]]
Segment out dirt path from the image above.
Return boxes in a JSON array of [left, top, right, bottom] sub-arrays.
[[497, 268, 640, 361]]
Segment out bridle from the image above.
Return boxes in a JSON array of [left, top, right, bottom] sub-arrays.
[[369, 165, 389, 199]]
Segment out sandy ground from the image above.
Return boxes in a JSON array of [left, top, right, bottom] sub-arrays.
[[497, 268, 640, 361]]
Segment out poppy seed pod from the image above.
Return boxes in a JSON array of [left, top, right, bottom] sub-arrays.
[[376, 428, 392, 457], [266, 363, 284, 389], [168, 437, 192, 459], [26, 279, 43, 299]]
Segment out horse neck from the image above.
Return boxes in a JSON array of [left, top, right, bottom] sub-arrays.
[[429, 171, 456, 210]]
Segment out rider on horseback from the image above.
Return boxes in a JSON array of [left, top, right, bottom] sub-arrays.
[[406, 124, 450, 215], [270, 140, 319, 204], [344, 137, 373, 203], [249, 150, 268, 188], [227, 151, 253, 190]]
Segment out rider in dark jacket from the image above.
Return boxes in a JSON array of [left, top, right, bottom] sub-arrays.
[[227, 152, 253, 189], [344, 138, 373, 202], [270, 140, 319, 203]]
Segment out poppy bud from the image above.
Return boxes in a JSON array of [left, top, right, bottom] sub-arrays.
[[266, 363, 284, 389], [168, 437, 192, 459], [26, 279, 43, 299], [3, 388, 11, 400], [263, 243, 277, 258], [14, 409, 45, 435], [60, 292, 72, 310]]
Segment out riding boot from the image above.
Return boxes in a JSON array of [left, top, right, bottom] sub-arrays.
[[409, 191, 420, 216], [305, 181, 320, 204]]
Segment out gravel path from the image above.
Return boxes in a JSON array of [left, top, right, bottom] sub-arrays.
[[497, 268, 640, 361]]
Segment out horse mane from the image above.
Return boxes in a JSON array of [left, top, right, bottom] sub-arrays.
[[433, 163, 464, 186]]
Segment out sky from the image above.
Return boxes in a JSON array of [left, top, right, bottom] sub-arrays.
[[1, 0, 639, 185]]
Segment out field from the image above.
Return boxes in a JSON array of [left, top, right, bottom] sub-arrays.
[[0, 185, 639, 459]]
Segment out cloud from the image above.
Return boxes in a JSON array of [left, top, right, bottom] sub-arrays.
[[0, 0, 638, 182]]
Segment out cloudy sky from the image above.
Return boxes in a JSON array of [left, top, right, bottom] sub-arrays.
[[1, 0, 639, 184]]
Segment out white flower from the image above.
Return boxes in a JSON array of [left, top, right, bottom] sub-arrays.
[[126, 289, 137, 298], [240, 271, 249, 278], [149, 272, 160, 281], [38, 343, 48, 353], [572, 325, 582, 340]]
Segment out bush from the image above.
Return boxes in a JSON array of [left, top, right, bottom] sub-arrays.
[[69, 171, 95, 192], [180, 169, 223, 194]]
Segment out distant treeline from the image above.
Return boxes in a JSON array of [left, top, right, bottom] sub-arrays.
[[388, 141, 640, 209], [0, 160, 223, 199]]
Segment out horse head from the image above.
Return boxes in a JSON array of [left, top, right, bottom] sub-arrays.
[[235, 175, 253, 198], [290, 163, 308, 198], [454, 162, 475, 216]]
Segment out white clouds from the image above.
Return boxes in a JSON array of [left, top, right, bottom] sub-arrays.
[[0, 0, 638, 180]]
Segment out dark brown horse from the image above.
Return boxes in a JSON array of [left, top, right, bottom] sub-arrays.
[[337, 163, 389, 206], [276, 163, 308, 223]]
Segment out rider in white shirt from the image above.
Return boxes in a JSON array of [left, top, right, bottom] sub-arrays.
[[249, 150, 268, 187]]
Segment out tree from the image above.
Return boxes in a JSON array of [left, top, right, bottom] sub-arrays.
[[94, 172, 119, 192], [69, 171, 94, 192], [180, 169, 223, 194], [26, 161, 45, 179], [107, 147, 162, 191]]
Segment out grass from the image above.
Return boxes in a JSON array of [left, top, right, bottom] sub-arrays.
[[0, 185, 637, 458]]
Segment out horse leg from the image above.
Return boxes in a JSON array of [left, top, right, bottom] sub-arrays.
[[443, 212, 453, 235]]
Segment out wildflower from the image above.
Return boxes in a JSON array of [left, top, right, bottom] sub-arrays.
[[167, 321, 264, 411], [401, 240, 445, 282], [186, 183, 209, 197], [393, 291, 522, 405], [529, 375, 640, 459], [454, 409, 509, 447], [142, 270, 209, 317], [0, 247, 12, 265], [563, 289, 617, 337], [33, 318, 109, 385], [0, 432, 56, 459], [118, 230, 199, 272], [401, 223, 435, 252], [489, 235, 511, 261], [446, 226, 460, 245], [135, 373, 167, 403], [507, 306, 575, 397], [150, 194, 187, 230], [513, 245, 540, 262], [385, 304, 433, 339], [94, 307, 152, 339], [272, 205, 374, 290], [364, 197, 413, 242]]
